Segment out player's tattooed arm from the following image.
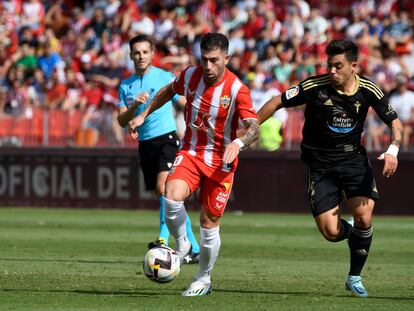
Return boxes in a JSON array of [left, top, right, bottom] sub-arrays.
[[223, 118, 259, 164], [389, 118, 403, 147], [240, 118, 260, 148]]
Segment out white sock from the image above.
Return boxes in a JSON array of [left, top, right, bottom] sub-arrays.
[[163, 197, 189, 253], [195, 226, 221, 285]]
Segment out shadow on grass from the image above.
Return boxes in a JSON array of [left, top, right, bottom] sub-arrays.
[[2, 288, 414, 300], [215, 288, 414, 300], [1, 288, 177, 298], [0, 257, 139, 265]]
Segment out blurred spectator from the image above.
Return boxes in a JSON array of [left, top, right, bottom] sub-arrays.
[[115, 0, 140, 34], [389, 74, 414, 150], [104, 0, 121, 19], [251, 76, 287, 151], [0, 86, 7, 118], [130, 7, 154, 36], [382, 11, 413, 55], [154, 8, 174, 42], [228, 27, 246, 56], [43, 69, 67, 109], [44, 2, 69, 39], [20, 0, 45, 36], [69, 6, 89, 35], [80, 94, 121, 146], [282, 6, 304, 40], [27, 68, 46, 106], [221, 5, 247, 33], [15, 42, 37, 75], [364, 108, 387, 151], [37, 40, 65, 79], [61, 67, 85, 110], [6, 78, 31, 118]]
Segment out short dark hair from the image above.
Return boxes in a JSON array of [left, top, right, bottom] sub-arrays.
[[200, 32, 229, 53], [325, 39, 358, 62], [129, 34, 154, 51]]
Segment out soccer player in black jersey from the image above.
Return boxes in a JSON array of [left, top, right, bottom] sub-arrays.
[[257, 39, 404, 297]]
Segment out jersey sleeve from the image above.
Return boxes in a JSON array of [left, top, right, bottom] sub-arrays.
[[236, 84, 258, 120], [165, 71, 181, 104], [118, 82, 127, 109], [370, 92, 398, 124], [172, 67, 189, 96], [281, 84, 308, 107]]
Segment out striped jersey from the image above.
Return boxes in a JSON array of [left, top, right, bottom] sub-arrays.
[[172, 66, 257, 171], [281, 73, 398, 165]]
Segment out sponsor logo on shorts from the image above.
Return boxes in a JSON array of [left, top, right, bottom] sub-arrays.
[[214, 191, 229, 209]]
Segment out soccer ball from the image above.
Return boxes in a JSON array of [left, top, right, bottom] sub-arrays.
[[143, 246, 180, 283]]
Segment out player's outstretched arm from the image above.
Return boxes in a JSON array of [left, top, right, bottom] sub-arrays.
[[377, 118, 404, 177], [223, 118, 260, 164], [117, 92, 150, 127], [257, 94, 283, 124], [128, 83, 176, 133]]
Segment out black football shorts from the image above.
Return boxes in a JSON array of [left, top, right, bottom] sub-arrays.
[[307, 154, 379, 217], [138, 131, 180, 190]]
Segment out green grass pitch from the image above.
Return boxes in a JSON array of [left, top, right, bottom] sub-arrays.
[[0, 207, 413, 310]]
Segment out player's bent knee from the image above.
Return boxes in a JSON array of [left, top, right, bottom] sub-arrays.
[[321, 228, 342, 242], [353, 215, 372, 229]]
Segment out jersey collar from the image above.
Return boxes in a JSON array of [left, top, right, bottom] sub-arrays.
[[334, 74, 360, 96]]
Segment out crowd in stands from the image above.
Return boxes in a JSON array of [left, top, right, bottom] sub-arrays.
[[0, 0, 414, 150]]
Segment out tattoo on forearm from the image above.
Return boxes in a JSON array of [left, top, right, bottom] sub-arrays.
[[391, 123, 403, 147], [240, 119, 260, 147]]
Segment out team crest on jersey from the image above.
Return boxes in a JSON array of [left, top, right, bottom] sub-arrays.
[[220, 95, 231, 109], [286, 86, 299, 99], [354, 100, 361, 113]]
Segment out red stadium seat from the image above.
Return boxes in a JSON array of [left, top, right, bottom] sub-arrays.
[[0, 117, 13, 137], [48, 110, 67, 145]]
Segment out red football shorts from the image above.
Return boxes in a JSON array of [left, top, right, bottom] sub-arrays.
[[167, 151, 234, 217]]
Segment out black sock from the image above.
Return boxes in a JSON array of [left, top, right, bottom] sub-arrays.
[[348, 226, 373, 276]]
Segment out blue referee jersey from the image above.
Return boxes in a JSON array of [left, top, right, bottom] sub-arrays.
[[118, 66, 179, 141]]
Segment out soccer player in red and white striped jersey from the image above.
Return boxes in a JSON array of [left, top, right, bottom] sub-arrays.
[[129, 33, 260, 296]]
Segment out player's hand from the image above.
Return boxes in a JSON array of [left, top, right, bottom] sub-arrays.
[[135, 92, 150, 106], [128, 115, 145, 140], [129, 127, 138, 140], [223, 142, 241, 165], [377, 153, 398, 178]]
